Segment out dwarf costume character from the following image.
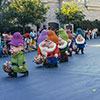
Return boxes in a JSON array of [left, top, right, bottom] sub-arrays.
[[38, 30, 60, 68], [58, 29, 69, 62], [46, 30, 60, 67], [66, 29, 73, 56], [75, 28, 86, 54], [8, 32, 28, 77], [37, 30, 49, 66]]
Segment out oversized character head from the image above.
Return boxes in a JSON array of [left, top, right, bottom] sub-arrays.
[[75, 28, 85, 44], [38, 30, 59, 57], [9, 32, 25, 55], [58, 29, 68, 49], [75, 28, 85, 38]]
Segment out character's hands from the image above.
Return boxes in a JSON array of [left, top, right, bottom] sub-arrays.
[[19, 66, 23, 69], [68, 39, 71, 43], [54, 54, 58, 58], [65, 51, 68, 55]]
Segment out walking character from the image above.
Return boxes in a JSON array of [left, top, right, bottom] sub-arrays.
[[34, 30, 49, 66], [34, 30, 60, 68], [66, 28, 73, 56], [3, 32, 29, 77], [58, 29, 69, 63], [75, 28, 86, 54], [45, 30, 60, 68]]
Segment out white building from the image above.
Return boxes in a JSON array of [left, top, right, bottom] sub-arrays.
[[41, 0, 100, 29]]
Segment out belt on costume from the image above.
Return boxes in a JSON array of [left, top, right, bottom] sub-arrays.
[[12, 62, 25, 66]]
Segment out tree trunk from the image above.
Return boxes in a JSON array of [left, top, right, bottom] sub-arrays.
[[37, 25, 40, 31], [22, 25, 25, 34]]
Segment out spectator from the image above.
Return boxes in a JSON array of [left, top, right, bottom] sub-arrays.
[[6, 32, 13, 53], [30, 29, 35, 39], [2, 45, 8, 56]]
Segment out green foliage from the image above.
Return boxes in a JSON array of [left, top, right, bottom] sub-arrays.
[[56, 1, 85, 24], [74, 19, 100, 35], [1, 0, 49, 33]]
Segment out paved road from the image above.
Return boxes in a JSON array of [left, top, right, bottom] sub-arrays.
[[0, 38, 100, 100]]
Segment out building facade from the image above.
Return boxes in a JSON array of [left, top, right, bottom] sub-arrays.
[[41, 0, 100, 29]]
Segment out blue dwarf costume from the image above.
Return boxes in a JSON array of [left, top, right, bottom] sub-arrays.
[[75, 28, 86, 54]]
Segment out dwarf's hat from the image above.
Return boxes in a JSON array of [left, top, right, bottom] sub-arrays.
[[9, 32, 24, 47], [38, 30, 48, 44], [47, 30, 59, 45], [75, 28, 85, 38], [58, 29, 68, 42]]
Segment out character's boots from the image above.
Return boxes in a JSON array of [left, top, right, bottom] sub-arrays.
[[23, 71, 29, 76], [59, 51, 68, 63], [20, 71, 29, 76], [53, 63, 58, 67], [47, 64, 53, 68], [81, 48, 84, 54], [8, 70, 17, 77], [75, 48, 80, 54]]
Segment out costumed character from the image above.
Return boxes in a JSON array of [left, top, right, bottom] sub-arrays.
[[66, 28, 73, 56], [35, 30, 49, 66], [46, 30, 60, 67], [75, 28, 86, 54], [3, 32, 29, 77], [58, 29, 69, 62], [35, 30, 60, 68]]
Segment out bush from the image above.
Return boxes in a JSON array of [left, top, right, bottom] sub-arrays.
[[74, 19, 100, 35]]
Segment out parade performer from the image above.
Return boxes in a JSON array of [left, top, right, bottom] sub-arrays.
[[75, 28, 86, 54], [58, 29, 69, 62], [37, 30, 60, 68], [66, 28, 73, 56], [46, 30, 60, 67], [6, 32, 28, 77], [36, 30, 49, 66]]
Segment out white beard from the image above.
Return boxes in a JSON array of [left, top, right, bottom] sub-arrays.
[[39, 42, 56, 57], [58, 40, 68, 49], [76, 38, 85, 44]]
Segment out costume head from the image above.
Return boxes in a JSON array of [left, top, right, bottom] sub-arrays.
[[59, 29, 68, 42], [47, 30, 59, 45], [38, 30, 48, 44], [9, 32, 24, 55], [9, 32, 24, 47], [58, 29, 68, 49], [75, 28, 85, 38], [75, 28, 85, 44], [38, 30, 58, 56]]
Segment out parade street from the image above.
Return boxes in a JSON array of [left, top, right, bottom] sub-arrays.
[[0, 38, 100, 100]]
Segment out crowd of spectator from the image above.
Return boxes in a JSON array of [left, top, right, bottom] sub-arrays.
[[0, 28, 98, 57], [0, 29, 40, 57]]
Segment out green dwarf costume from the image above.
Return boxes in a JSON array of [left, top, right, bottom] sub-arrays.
[[58, 29, 69, 62], [58, 29, 69, 52], [11, 51, 28, 73], [8, 32, 28, 77]]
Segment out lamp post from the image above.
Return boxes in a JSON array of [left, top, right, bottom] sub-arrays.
[[84, 0, 87, 8]]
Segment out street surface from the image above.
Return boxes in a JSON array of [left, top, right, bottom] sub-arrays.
[[0, 38, 100, 100]]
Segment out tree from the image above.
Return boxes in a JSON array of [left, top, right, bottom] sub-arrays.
[[0, 0, 11, 32], [4, 0, 49, 34], [56, 0, 85, 25]]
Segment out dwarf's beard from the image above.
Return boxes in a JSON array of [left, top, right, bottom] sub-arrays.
[[58, 40, 67, 49], [76, 37, 85, 44], [39, 42, 56, 57]]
